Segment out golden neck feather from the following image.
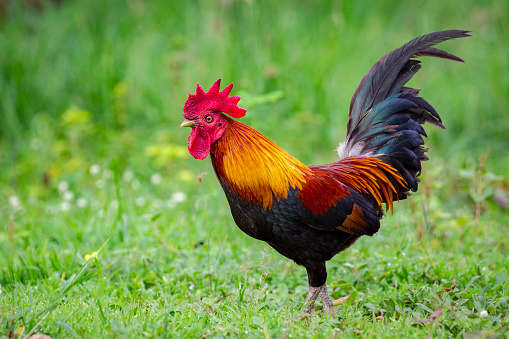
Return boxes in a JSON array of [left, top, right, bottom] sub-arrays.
[[212, 120, 311, 209]]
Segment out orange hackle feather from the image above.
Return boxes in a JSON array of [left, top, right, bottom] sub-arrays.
[[213, 119, 311, 209], [213, 119, 407, 214]]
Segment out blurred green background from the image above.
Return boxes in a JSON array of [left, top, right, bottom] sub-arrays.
[[1, 0, 508, 178], [1, 0, 508, 337]]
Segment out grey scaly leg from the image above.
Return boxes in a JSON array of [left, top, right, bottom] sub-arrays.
[[302, 283, 337, 316], [302, 285, 321, 314]]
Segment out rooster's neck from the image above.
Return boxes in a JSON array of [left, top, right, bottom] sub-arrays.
[[211, 119, 311, 209]]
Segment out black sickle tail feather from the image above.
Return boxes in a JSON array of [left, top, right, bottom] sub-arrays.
[[338, 30, 470, 198]]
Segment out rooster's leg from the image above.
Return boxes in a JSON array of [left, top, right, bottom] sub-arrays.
[[302, 283, 335, 315], [303, 262, 337, 315], [303, 285, 321, 313], [319, 284, 334, 315]]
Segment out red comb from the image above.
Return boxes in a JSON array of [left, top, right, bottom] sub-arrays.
[[183, 79, 246, 119]]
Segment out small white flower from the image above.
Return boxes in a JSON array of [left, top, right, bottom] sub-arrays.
[[76, 198, 87, 208], [89, 164, 101, 175], [102, 169, 113, 180], [110, 200, 119, 209], [63, 191, 75, 201], [131, 180, 141, 190], [45, 205, 57, 215], [135, 197, 147, 207], [58, 181, 69, 193], [9, 195, 22, 209], [96, 180, 105, 188], [123, 170, 134, 182], [171, 192, 186, 204], [480, 310, 488, 318], [152, 199, 163, 209], [151, 173, 162, 185], [60, 201, 71, 211]]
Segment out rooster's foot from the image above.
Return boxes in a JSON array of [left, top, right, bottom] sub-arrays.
[[302, 283, 337, 316]]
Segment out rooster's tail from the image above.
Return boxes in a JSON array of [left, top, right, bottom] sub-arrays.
[[337, 30, 470, 198]]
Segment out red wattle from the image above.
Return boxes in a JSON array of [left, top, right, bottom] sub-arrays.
[[188, 128, 211, 160]]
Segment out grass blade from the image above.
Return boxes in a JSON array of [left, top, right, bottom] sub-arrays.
[[23, 238, 110, 338]]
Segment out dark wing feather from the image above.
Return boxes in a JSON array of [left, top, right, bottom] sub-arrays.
[[299, 189, 382, 236]]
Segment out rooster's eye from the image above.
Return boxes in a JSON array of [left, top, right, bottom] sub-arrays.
[[205, 115, 214, 123]]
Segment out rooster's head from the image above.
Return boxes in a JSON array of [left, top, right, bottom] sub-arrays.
[[181, 79, 246, 160]]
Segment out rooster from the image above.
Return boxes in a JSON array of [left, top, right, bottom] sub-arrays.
[[180, 30, 469, 314]]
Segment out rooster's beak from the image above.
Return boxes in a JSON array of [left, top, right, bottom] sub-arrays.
[[180, 119, 195, 128]]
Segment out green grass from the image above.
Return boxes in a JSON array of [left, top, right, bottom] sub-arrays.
[[1, 0, 508, 337]]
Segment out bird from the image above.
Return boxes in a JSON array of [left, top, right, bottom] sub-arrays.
[[180, 30, 470, 315]]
